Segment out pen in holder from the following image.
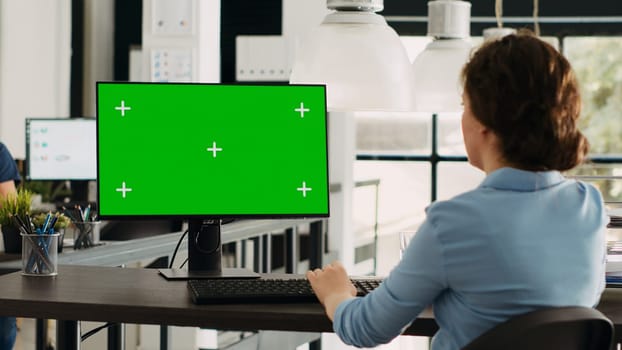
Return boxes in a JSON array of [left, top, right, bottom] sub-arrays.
[[21, 232, 59, 276], [32, 212, 70, 253], [63, 205, 99, 249], [13, 211, 62, 276], [69, 221, 100, 249]]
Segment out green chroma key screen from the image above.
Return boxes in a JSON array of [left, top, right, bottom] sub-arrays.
[[96, 82, 329, 218]]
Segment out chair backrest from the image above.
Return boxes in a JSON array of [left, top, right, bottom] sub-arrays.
[[462, 306, 614, 350]]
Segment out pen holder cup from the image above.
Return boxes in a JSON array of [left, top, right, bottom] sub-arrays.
[[57, 228, 66, 253], [69, 221, 100, 249], [21, 233, 59, 276]]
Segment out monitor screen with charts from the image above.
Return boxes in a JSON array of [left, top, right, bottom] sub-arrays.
[[25, 118, 97, 181], [96, 82, 329, 278]]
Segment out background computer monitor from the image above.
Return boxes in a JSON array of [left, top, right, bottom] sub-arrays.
[[25, 118, 97, 181], [96, 82, 329, 278]]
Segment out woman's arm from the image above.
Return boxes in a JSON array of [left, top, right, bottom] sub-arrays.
[[0, 179, 17, 199]]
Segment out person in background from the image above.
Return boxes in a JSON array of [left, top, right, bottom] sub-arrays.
[[307, 30, 607, 350], [0, 141, 21, 349]]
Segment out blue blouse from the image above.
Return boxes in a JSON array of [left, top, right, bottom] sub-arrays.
[[0, 142, 19, 183], [0, 142, 20, 349], [333, 167, 607, 349]]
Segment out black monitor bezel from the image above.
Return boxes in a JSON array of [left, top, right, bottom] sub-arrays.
[[95, 81, 330, 221]]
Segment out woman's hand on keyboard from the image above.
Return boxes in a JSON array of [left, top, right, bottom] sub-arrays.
[[306, 261, 357, 321]]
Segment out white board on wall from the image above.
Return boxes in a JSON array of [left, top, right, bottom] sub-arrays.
[[141, 0, 220, 83]]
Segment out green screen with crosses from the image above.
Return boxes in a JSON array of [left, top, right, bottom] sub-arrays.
[[96, 82, 329, 218]]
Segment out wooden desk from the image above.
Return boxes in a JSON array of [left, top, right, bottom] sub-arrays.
[[7, 266, 622, 349], [0, 265, 437, 349], [0, 218, 327, 350]]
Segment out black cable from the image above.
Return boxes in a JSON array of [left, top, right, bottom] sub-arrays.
[[173, 219, 232, 269], [168, 229, 188, 269], [179, 257, 188, 269], [80, 322, 115, 342], [81, 231, 191, 341], [194, 227, 221, 255]]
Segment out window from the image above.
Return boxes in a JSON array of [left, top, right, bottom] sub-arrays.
[[356, 37, 568, 235], [564, 36, 622, 202]]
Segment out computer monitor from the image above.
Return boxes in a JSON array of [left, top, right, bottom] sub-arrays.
[[25, 118, 97, 181], [96, 82, 329, 279]]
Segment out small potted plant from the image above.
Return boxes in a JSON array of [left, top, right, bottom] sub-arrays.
[[0, 188, 34, 253]]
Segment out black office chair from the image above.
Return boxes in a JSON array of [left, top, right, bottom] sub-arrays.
[[462, 306, 614, 350]]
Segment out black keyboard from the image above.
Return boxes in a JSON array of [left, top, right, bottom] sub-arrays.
[[188, 277, 383, 304]]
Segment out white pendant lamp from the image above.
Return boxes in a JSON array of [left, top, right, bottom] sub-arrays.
[[483, 27, 516, 41], [412, 0, 472, 113], [289, 0, 415, 112]]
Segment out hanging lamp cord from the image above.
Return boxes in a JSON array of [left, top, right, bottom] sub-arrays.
[[533, 0, 541, 35], [495, 0, 503, 28]]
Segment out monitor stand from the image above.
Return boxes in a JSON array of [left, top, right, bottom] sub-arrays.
[[159, 219, 259, 280]]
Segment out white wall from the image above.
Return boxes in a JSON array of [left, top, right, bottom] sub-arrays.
[[0, 0, 71, 159]]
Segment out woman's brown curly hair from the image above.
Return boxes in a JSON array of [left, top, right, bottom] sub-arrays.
[[461, 29, 589, 171]]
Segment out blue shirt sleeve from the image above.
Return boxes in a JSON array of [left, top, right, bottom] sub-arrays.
[[0, 142, 20, 183], [333, 218, 448, 347]]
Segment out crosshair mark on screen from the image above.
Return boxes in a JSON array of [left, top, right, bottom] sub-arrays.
[[294, 102, 310, 118], [116, 181, 133, 198], [115, 100, 132, 117], [297, 181, 312, 197], [206, 141, 223, 158]]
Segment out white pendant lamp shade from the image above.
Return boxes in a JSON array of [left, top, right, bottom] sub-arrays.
[[412, 0, 472, 113], [412, 38, 471, 113], [290, 11, 415, 112], [483, 27, 516, 41]]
